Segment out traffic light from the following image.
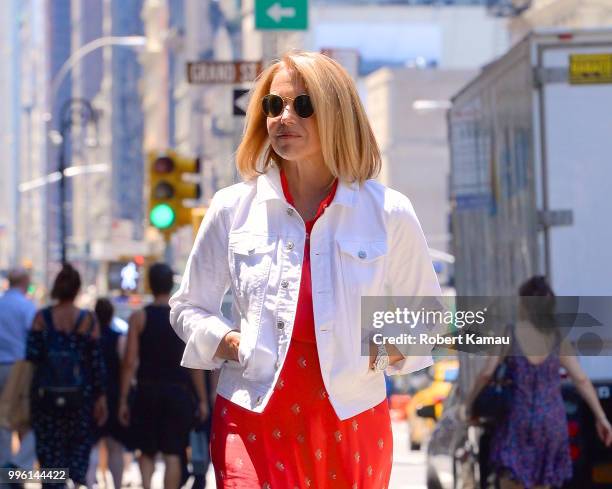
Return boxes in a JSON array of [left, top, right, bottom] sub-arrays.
[[148, 150, 201, 233]]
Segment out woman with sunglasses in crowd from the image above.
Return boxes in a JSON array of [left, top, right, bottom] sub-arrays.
[[170, 51, 441, 488]]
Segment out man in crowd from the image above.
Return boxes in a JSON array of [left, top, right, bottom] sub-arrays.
[[0, 268, 37, 469]]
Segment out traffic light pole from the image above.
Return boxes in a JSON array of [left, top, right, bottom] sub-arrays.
[[164, 235, 174, 268]]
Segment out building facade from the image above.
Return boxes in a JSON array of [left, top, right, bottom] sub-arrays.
[[1, 0, 147, 293], [0, 0, 21, 273], [366, 68, 476, 278], [509, 0, 612, 42], [9, 0, 54, 291]]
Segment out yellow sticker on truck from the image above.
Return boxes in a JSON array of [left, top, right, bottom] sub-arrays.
[[569, 54, 612, 84]]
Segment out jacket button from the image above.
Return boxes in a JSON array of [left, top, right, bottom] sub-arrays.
[[277, 320, 285, 329], [286, 208, 294, 216], [280, 280, 289, 289], [256, 396, 262, 404], [275, 361, 281, 369], [358, 250, 367, 259], [286, 241, 294, 250]]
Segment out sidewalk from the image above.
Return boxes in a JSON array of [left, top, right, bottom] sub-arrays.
[[23, 421, 426, 488]]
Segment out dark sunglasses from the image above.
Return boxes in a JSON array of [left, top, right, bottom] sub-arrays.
[[262, 93, 314, 118]]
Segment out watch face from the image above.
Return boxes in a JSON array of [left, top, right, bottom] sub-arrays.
[[375, 355, 389, 371]]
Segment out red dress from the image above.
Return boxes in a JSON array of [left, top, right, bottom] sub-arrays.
[[210, 170, 393, 488]]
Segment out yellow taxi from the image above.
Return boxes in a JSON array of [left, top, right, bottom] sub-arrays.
[[405, 358, 459, 450]]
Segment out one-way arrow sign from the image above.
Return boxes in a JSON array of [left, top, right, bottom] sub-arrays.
[[255, 0, 308, 30], [267, 4, 296, 23], [233, 89, 250, 116]]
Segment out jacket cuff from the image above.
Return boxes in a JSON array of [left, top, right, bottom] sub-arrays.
[[180, 318, 234, 370], [385, 354, 433, 376]]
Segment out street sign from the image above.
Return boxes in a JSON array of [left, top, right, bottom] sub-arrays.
[[255, 0, 308, 31], [233, 89, 251, 116], [569, 53, 612, 85], [187, 61, 262, 84]]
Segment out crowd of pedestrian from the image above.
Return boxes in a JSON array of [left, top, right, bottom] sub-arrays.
[[0, 263, 213, 489], [2, 262, 612, 489]]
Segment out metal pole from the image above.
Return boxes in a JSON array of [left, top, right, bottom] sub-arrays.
[[163, 234, 173, 267], [536, 47, 551, 282], [59, 127, 67, 264], [56, 98, 97, 266]]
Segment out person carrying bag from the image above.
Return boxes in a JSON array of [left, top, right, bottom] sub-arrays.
[[33, 308, 90, 412], [27, 264, 107, 488], [0, 360, 34, 432], [471, 324, 514, 424]]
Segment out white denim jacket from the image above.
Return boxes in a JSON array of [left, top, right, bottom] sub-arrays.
[[170, 164, 441, 420]]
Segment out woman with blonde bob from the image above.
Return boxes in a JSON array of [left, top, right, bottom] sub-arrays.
[[170, 51, 441, 488]]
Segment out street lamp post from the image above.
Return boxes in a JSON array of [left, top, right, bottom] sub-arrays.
[[57, 98, 97, 264], [45, 36, 146, 269], [50, 36, 147, 106]]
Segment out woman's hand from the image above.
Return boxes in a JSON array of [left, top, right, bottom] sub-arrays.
[[215, 331, 241, 362], [196, 400, 210, 423], [368, 341, 404, 370], [118, 398, 130, 427], [596, 415, 612, 447], [93, 395, 108, 427]]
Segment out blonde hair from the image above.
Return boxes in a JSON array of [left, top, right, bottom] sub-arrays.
[[236, 51, 381, 184]]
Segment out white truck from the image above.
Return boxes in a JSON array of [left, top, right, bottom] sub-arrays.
[[439, 27, 612, 488]]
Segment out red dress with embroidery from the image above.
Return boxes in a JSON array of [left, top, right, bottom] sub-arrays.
[[210, 170, 393, 489]]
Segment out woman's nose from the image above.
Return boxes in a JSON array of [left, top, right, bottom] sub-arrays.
[[280, 103, 294, 123]]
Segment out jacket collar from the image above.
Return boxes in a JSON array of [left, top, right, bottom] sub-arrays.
[[255, 163, 358, 208]]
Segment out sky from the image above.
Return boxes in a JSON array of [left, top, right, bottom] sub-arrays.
[[313, 21, 442, 64]]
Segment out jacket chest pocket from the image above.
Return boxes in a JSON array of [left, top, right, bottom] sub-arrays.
[[337, 240, 388, 297], [228, 236, 277, 303]]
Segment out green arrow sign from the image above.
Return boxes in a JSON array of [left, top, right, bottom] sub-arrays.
[[255, 0, 308, 31]]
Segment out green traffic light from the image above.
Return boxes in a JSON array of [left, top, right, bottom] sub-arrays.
[[150, 203, 175, 229]]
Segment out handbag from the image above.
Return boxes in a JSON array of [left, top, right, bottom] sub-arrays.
[[472, 360, 514, 421], [472, 324, 514, 422], [0, 360, 34, 431], [189, 428, 210, 475], [35, 352, 84, 412]]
